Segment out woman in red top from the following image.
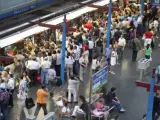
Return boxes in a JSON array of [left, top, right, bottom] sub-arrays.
[[144, 29, 153, 39], [144, 29, 153, 47], [83, 41, 89, 51]]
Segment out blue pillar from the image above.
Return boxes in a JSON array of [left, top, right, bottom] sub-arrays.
[[146, 69, 156, 120], [60, 15, 67, 84], [141, 0, 144, 16], [106, 0, 112, 48]]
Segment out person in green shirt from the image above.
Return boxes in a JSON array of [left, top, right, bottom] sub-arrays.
[[145, 44, 152, 59]]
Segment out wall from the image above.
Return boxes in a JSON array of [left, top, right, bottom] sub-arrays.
[[0, 0, 34, 11]]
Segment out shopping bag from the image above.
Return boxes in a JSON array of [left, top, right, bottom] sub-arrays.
[[37, 74, 41, 84], [16, 81, 19, 87], [25, 98, 35, 109], [149, 56, 152, 61]]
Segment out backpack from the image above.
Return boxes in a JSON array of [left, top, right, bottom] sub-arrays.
[[0, 91, 10, 104]]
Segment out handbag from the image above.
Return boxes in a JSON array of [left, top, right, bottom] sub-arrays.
[[37, 74, 41, 84], [25, 97, 35, 109]]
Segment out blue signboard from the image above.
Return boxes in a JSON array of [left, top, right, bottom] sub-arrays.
[[151, 0, 160, 6], [92, 66, 108, 93]]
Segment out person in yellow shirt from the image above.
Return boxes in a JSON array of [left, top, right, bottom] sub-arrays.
[[34, 85, 48, 117]]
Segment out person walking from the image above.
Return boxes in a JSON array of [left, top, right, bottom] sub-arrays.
[[65, 53, 74, 80], [34, 85, 48, 117], [88, 37, 94, 63], [132, 38, 141, 62], [7, 74, 15, 107], [95, 37, 103, 56], [117, 35, 126, 64], [0, 87, 10, 120], [109, 48, 117, 74], [143, 29, 153, 48], [156, 64, 160, 84], [26, 57, 40, 86], [137, 15, 144, 37], [19, 76, 27, 92], [22, 71, 31, 91], [14, 59, 23, 82], [79, 54, 87, 81], [55, 50, 61, 77], [73, 46, 80, 76], [16, 89, 28, 120], [48, 65, 57, 84], [41, 57, 51, 85], [144, 44, 152, 60], [92, 56, 100, 74], [68, 76, 79, 103]]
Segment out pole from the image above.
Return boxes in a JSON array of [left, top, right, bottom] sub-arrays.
[[146, 68, 156, 120], [60, 15, 66, 84], [139, 69, 144, 81], [88, 77, 93, 120], [141, 0, 144, 16], [106, 0, 112, 48]]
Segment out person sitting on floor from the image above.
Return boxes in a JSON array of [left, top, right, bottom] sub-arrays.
[[106, 87, 126, 112], [92, 98, 109, 120], [60, 102, 71, 120], [71, 95, 89, 119]]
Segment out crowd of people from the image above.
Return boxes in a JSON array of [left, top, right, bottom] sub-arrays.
[[0, 1, 160, 120]]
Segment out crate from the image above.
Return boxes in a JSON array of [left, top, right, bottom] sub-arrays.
[[138, 58, 150, 70]]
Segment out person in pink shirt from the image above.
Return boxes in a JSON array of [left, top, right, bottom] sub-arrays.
[[92, 98, 109, 120]]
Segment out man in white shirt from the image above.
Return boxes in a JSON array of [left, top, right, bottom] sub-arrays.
[[68, 76, 79, 103], [154, 19, 159, 32], [65, 53, 74, 80], [79, 55, 87, 81], [55, 50, 61, 77], [7, 74, 15, 107], [117, 35, 126, 63], [137, 15, 144, 37], [27, 57, 40, 85], [41, 57, 51, 85], [88, 38, 94, 63], [48, 65, 57, 85]]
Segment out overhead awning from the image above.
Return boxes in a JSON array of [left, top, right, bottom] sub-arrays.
[[0, 0, 117, 48]]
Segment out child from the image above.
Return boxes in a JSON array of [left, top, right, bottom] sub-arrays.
[[92, 56, 100, 74], [60, 102, 70, 120]]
